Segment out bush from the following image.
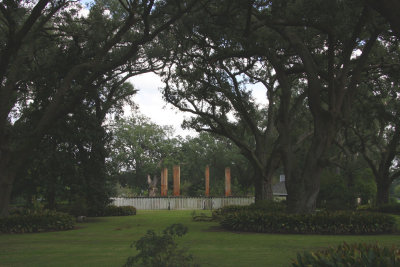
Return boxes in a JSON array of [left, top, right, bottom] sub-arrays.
[[102, 205, 136, 216], [57, 204, 136, 217], [212, 201, 286, 220], [370, 203, 400, 215], [55, 200, 89, 217], [0, 210, 75, 233], [8, 206, 31, 216], [123, 224, 199, 267], [191, 211, 213, 222], [212, 205, 247, 220], [248, 200, 287, 213], [220, 210, 397, 234], [292, 242, 400, 266]]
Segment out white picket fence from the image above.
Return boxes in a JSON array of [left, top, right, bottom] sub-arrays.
[[111, 197, 255, 210]]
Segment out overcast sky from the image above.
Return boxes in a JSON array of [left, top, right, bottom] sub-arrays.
[[128, 73, 196, 137], [128, 73, 268, 138]]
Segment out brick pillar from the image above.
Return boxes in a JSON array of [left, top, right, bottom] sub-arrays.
[[225, 167, 231, 196], [161, 167, 168, 196], [160, 169, 164, 196], [205, 165, 210, 197], [173, 165, 180, 196]]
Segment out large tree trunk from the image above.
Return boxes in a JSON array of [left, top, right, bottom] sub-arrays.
[[252, 145, 280, 203], [0, 170, 16, 217], [254, 167, 274, 202], [285, 163, 321, 213], [46, 182, 56, 210], [282, 119, 336, 213], [0, 134, 42, 216], [0, 150, 20, 217], [84, 110, 109, 211], [364, 126, 400, 205], [376, 181, 390, 205], [376, 171, 391, 205]]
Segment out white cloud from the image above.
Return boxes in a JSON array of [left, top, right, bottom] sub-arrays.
[[250, 82, 268, 107], [128, 73, 269, 138], [128, 73, 197, 138]]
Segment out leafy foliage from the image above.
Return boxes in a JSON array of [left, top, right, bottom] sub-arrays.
[[191, 211, 213, 222], [97, 205, 136, 217], [367, 203, 400, 215], [220, 210, 397, 234], [123, 224, 199, 267], [212, 201, 286, 220], [248, 200, 287, 213], [110, 115, 175, 191], [318, 167, 377, 210], [58, 204, 136, 217], [292, 242, 400, 267], [0, 210, 74, 233]]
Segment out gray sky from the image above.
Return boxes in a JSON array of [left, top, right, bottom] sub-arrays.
[[129, 73, 268, 137], [128, 73, 196, 137]]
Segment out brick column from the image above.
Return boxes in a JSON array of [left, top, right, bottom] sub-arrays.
[[173, 165, 180, 196], [205, 165, 210, 197], [225, 167, 231, 196], [161, 167, 168, 196]]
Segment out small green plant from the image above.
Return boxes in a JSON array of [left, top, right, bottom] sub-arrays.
[[292, 242, 400, 266], [191, 211, 213, 222], [123, 223, 199, 267]]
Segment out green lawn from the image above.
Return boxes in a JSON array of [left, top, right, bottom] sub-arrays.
[[0, 210, 399, 267]]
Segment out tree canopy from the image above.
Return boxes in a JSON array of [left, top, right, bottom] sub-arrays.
[[1, 0, 399, 216]]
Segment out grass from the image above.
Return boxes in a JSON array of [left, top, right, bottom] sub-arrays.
[[0, 210, 399, 267]]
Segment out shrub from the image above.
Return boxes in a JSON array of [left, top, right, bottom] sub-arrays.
[[220, 210, 397, 234], [69, 198, 89, 216], [356, 204, 372, 211], [58, 204, 137, 217], [0, 210, 75, 233], [371, 203, 400, 215], [87, 205, 136, 217], [103, 205, 136, 216], [123, 224, 199, 267], [55, 200, 88, 216], [292, 242, 400, 266], [191, 211, 213, 222], [248, 200, 287, 213], [212, 201, 286, 221], [8, 206, 31, 216], [212, 205, 246, 220]]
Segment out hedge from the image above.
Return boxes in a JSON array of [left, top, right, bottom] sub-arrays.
[[220, 210, 397, 234], [57, 204, 137, 217], [0, 210, 75, 233], [212, 201, 286, 220], [102, 205, 137, 216], [370, 203, 400, 215]]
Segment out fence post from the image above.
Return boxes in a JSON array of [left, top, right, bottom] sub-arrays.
[[173, 165, 180, 196], [205, 165, 210, 197], [225, 167, 231, 196]]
